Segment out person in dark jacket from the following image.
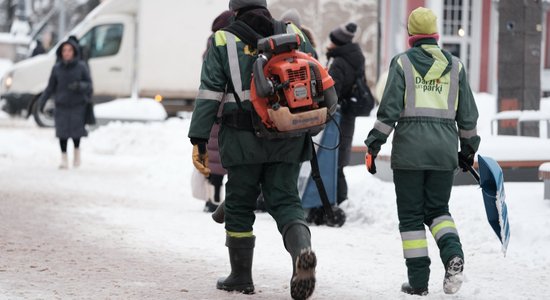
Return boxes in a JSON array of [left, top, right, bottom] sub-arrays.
[[188, 0, 317, 298], [326, 22, 365, 204], [31, 40, 46, 57], [39, 39, 93, 169], [202, 10, 234, 213]]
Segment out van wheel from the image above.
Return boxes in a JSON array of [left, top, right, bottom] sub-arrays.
[[33, 98, 55, 127]]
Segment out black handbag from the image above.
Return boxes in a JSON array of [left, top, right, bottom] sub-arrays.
[[85, 102, 96, 125]]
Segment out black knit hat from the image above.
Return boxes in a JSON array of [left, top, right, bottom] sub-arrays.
[[229, 0, 267, 11], [329, 22, 357, 46]]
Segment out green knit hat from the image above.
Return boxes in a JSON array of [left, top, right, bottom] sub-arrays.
[[407, 7, 438, 35]]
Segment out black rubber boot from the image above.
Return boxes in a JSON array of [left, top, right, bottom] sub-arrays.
[[443, 255, 464, 294], [401, 282, 428, 296], [216, 235, 255, 294], [283, 222, 317, 300]]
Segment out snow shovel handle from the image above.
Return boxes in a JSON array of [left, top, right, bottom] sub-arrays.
[[309, 142, 335, 219], [464, 163, 480, 184]]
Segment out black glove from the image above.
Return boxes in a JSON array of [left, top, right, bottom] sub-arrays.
[[458, 152, 474, 172]]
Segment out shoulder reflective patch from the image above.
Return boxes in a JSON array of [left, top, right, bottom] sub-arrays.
[[288, 23, 306, 41], [214, 31, 227, 46], [215, 31, 242, 47]]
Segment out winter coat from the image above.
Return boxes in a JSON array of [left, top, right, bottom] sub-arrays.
[[327, 43, 365, 100], [327, 43, 365, 167], [39, 40, 93, 139], [188, 21, 316, 167], [364, 39, 480, 170]]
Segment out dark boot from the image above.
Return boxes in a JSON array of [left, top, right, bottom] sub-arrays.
[[401, 282, 428, 296], [216, 235, 255, 294], [443, 255, 464, 294], [203, 200, 218, 213], [283, 222, 316, 300]]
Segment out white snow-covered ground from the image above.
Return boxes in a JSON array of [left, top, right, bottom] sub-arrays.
[[1, 117, 549, 299]]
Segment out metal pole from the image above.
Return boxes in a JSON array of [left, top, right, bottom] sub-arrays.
[[57, 0, 66, 40], [130, 4, 140, 100], [376, 0, 382, 81]]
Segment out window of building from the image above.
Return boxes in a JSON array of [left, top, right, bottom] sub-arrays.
[[441, 0, 474, 72]]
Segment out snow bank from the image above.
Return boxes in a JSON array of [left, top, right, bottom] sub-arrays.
[[540, 162, 550, 173], [94, 98, 167, 122], [89, 118, 183, 156]]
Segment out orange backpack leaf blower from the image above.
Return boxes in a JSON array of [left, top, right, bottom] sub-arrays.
[[250, 33, 338, 138]]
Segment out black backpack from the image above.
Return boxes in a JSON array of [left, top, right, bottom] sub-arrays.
[[341, 67, 375, 117]]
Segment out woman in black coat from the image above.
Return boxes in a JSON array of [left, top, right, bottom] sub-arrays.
[[327, 22, 366, 204], [39, 39, 93, 169]]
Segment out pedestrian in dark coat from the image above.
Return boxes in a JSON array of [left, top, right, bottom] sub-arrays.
[[326, 22, 365, 204], [31, 40, 46, 57], [38, 39, 93, 169]]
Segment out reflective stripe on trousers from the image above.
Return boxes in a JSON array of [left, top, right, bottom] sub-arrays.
[[401, 230, 429, 258], [429, 215, 459, 242]]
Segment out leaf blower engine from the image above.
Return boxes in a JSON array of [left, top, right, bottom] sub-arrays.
[[251, 33, 338, 138]]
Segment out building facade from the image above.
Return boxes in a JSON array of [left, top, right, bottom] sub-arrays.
[[380, 0, 550, 96]]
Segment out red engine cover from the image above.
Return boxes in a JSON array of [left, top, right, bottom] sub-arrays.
[[251, 50, 335, 129]]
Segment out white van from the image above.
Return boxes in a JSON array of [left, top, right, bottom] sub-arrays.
[[0, 0, 228, 126]]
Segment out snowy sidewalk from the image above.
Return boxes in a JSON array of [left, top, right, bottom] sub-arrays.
[[1, 118, 550, 299]]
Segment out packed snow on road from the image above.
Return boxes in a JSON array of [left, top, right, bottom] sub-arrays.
[[1, 108, 550, 299]]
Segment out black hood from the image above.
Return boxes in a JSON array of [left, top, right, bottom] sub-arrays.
[[326, 43, 365, 68], [55, 39, 80, 62]]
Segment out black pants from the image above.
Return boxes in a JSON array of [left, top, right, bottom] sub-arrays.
[[59, 138, 80, 153], [208, 174, 224, 204], [337, 112, 356, 204]]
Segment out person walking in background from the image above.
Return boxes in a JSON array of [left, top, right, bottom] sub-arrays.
[[189, 0, 318, 298], [202, 10, 234, 213], [38, 38, 93, 169], [31, 40, 46, 57], [326, 22, 365, 205], [280, 8, 318, 58], [364, 7, 480, 296]]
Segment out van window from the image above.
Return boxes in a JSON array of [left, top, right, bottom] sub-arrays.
[[79, 24, 123, 60]]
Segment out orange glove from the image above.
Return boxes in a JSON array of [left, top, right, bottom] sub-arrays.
[[365, 152, 377, 175], [192, 144, 210, 177]]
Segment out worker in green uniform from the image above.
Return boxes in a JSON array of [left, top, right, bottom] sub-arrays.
[[364, 7, 480, 296], [188, 1, 317, 299]]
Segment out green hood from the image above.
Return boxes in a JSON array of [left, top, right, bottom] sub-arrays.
[[406, 40, 453, 81]]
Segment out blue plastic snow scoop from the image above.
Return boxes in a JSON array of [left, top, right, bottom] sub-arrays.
[[463, 155, 510, 256]]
